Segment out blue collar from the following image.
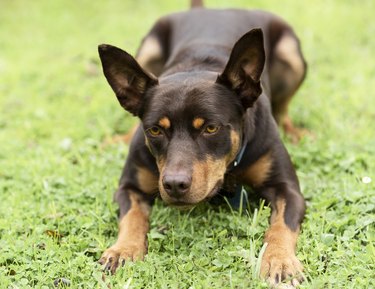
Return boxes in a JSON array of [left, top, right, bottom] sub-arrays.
[[227, 133, 247, 172], [233, 142, 247, 168], [225, 134, 248, 209]]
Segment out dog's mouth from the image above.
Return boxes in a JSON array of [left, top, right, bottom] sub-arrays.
[[204, 180, 222, 200], [168, 180, 222, 209], [168, 201, 195, 210]]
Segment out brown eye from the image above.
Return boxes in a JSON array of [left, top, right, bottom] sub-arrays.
[[148, 126, 162, 136], [204, 125, 219, 134]]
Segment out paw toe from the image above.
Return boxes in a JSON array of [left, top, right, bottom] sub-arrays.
[[99, 248, 122, 274], [261, 253, 303, 287], [99, 244, 146, 274]]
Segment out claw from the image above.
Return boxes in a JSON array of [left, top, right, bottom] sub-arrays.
[[110, 259, 119, 275], [98, 257, 106, 266], [275, 273, 280, 284], [119, 258, 126, 267], [104, 261, 112, 272]]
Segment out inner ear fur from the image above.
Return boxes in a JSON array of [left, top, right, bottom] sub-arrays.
[[217, 29, 266, 109], [98, 44, 158, 116]]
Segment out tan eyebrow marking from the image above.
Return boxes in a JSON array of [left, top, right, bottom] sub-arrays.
[[158, 117, 171, 129], [193, 117, 205, 129]]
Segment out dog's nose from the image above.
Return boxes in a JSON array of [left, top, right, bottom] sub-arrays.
[[162, 174, 191, 198]]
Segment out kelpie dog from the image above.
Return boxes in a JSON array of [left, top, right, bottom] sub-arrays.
[[98, 0, 306, 286]]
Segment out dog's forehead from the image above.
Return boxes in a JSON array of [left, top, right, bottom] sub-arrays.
[[143, 77, 241, 126]]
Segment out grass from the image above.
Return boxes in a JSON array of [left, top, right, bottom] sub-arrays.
[[0, 0, 374, 288]]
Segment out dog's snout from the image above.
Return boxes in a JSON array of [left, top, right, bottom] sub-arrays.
[[162, 174, 192, 198]]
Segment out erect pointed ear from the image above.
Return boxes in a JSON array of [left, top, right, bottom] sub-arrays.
[[216, 29, 265, 109], [98, 44, 158, 116]]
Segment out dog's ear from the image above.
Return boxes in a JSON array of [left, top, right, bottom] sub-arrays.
[[216, 29, 265, 109], [98, 44, 158, 116]]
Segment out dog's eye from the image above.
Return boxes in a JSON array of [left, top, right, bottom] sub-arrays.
[[148, 126, 162, 136], [204, 125, 219, 134]]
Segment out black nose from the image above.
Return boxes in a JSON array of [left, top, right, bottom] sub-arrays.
[[162, 174, 192, 198]]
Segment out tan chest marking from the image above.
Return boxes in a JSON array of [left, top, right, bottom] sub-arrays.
[[241, 152, 273, 187], [136, 166, 159, 194]]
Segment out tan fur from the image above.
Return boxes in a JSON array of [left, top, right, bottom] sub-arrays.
[[261, 199, 303, 286], [241, 152, 273, 187], [136, 36, 163, 75], [155, 156, 166, 172], [144, 134, 151, 152], [265, 200, 298, 246], [137, 166, 159, 194], [282, 115, 310, 143], [102, 124, 139, 146], [274, 34, 304, 79], [229, 130, 240, 162], [192, 117, 205, 129], [159, 156, 227, 204], [191, 157, 227, 200], [99, 192, 151, 272], [158, 117, 171, 129], [270, 33, 306, 143]]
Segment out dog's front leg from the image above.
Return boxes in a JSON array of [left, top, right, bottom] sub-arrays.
[[99, 187, 152, 274], [258, 184, 305, 287], [240, 148, 305, 286]]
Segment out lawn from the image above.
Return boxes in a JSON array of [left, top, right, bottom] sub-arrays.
[[0, 0, 374, 288]]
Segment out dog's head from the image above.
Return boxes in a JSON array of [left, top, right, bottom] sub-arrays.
[[99, 29, 265, 208]]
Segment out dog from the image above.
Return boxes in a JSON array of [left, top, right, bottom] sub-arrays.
[[98, 0, 306, 286]]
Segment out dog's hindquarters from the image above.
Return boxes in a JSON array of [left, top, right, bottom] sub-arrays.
[[267, 20, 307, 139], [136, 0, 205, 76], [135, 17, 171, 77]]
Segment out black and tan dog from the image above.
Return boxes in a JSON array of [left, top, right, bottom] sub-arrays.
[[98, 0, 306, 286]]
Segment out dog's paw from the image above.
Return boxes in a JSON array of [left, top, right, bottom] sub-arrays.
[[98, 244, 146, 274], [260, 246, 304, 288], [282, 116, 312, 144]]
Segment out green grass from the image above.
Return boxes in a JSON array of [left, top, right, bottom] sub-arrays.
[[0, 0, 374, 288]]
